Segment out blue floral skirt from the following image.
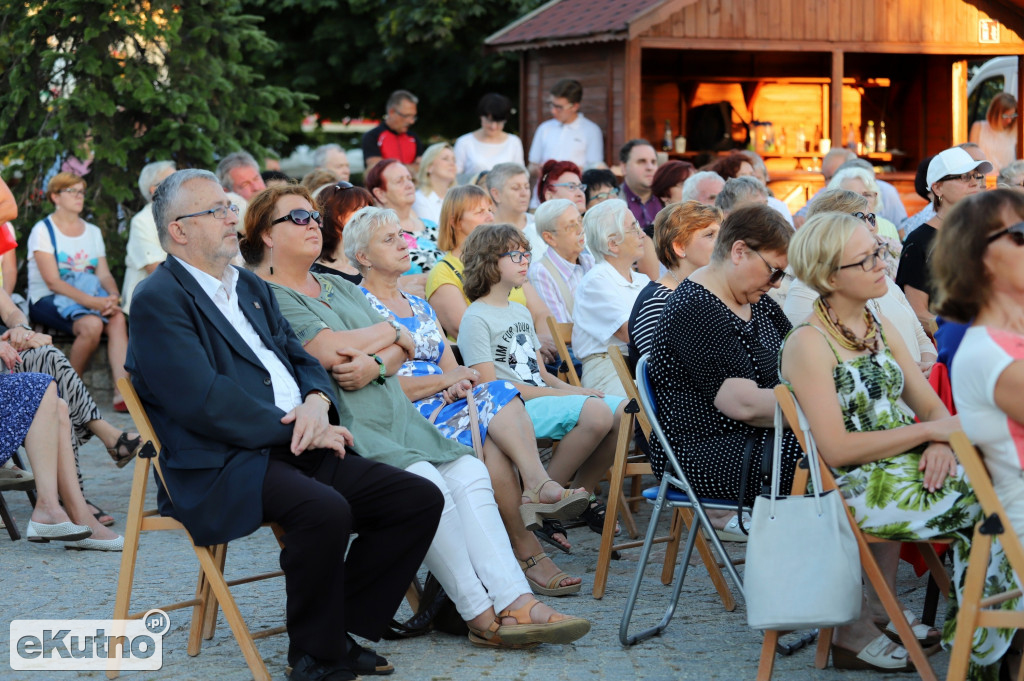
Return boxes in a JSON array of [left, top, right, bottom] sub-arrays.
[[414, 380, 521, 449], [0, 372, 54, 464]]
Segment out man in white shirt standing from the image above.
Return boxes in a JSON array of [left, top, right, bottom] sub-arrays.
[[528, 79, 605, 175]]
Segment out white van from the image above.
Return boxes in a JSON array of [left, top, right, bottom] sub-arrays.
[[967, 56, 1018, 128]]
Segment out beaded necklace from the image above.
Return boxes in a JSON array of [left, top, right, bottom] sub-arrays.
[[813, 296, 880, 353]]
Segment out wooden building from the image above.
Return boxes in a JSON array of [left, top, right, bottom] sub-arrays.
[[487, 0, 1024, 208]]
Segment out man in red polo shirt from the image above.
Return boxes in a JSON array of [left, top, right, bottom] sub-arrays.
[[361, 90, 425, 172]]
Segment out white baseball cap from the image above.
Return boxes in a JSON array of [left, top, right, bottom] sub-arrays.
[[926, 147, 993, 189]]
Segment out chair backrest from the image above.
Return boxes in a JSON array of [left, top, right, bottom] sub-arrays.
[[949, 431, 1024, 576], [772, 384, 826, 495], [546, 315, 581, 386], [609, 345, 652, 439], [118, 377, 174, 504], [634, 354, 688, 484]]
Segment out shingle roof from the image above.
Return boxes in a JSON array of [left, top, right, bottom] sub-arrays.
[[486, 0, 662, 50]]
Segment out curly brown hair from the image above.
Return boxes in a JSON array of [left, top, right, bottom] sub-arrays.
[[462, 224, 530, 301], [239, 185, 316, 266], [932, 189, 1024, 323]]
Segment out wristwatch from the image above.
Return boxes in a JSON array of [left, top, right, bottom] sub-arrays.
[[370, 354, 387, 385]]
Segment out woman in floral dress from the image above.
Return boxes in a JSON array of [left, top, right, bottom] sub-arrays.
[[780, 211, 1018, 679]]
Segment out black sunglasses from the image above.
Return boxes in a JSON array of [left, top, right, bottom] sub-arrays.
[[334, 181, 354, 191], [751, 248, 786, 285], [987, 222, 1024, 246], [271, 209, 321, 226], [852, 211, 877, 227]]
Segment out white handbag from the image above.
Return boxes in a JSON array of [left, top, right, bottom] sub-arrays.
[[745, 399, 862, 630]]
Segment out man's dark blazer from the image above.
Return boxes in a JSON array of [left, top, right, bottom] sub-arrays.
[[125, 255, 339, 546]]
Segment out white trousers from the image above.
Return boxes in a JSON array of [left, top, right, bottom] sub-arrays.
[[406, 456, 531, 620]]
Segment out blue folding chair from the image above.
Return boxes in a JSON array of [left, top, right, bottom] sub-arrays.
[[620, 354, 749, 645]]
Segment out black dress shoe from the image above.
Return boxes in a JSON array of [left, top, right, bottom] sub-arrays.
[[289, 653, 358, 681], [346, 634, 394, 676]]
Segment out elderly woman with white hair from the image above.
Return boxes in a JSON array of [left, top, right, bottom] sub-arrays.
[[412, 142, 457, 224], [528, 198, 593, 324], [997, 160, 1024, 192], [680, 170, 726, 206], [486, 162, 545, 257], [828, 165, 902, 244], [571, 199, 650, 396], [122, 160, 176, 314]]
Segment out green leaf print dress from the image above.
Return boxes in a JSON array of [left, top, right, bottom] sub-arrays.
[[781, 323, 1021, 680]]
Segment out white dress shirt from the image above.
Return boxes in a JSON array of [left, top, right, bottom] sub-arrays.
[[571, 261, 650, 359], [175, 256, 303, 414]]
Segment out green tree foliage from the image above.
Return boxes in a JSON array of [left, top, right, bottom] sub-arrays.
[[0, 0, 311, 278], [243, 0, 544, 141]]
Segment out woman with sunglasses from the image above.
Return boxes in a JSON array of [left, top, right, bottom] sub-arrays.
[[970, 92, 1018, 173], [26, 172, 131, 412], [827, 166, 902, 274], [896, 147, 993, 335], [934, 189, 1024, 677], [240, 185, 591, 648], [784, 189, 935, 374], [312, 181, 374, 284], [646, 204, 800, 532], [780, 210, 1005, 673]]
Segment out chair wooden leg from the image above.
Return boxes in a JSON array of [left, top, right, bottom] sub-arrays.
[[618, 487, 639, 539], [815, 627, 833, 668], [107, 456, 150, 680], [660, 508, 683, 585], [202, 543, 228, 640], [594, 411, 634, 600], [0, 492, 20, 540], [677, 508, 736, 611], [757, 630, 780, 681], [629, 473, 642, 512], [192, 543, 272, 681], [947, 529, 992, 681], [188, 567, 209, 656], [917, 543, 952, 597]]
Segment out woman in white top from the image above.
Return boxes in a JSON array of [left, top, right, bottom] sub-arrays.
[[572, 199, 650, 396], [970, 93, 1018, 173], [26, 173, 130, 411], [122, 161, 175, 315], [412, 143, 457, 224], [933, 188, 1024, 675], [454, 94, 525, 182], [784, 189, 935, 373]]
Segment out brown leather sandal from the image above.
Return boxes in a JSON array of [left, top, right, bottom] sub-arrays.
[[518, 552, 580, 597], [491, 598, 591, 645]]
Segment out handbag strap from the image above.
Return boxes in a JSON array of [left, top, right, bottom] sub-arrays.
[[428, 385, 485, 461], [43, 216, 59, 254], [770, 397, 826, 516]]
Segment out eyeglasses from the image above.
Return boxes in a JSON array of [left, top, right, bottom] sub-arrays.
[[551, 182, 587, 193], [852, 211, 877, 227], [391, 110, 417, 122], [59, 188, 86, 196], [1002, 112, 1020, 120], [589, 188, 620, 202], [176, 204, 240, 221], [941, 172, 986, 185], [623, 221, 644, 238], [986, 221, 1024, 246], [838, 245, 886, 272], [500, 250, 532, 264], [750, 248, 786, 285], [271, 209, 322, 227]]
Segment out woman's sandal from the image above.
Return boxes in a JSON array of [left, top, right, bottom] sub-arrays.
[[466, 620, 539, 649], [881, 609, 943, 650], [519, 479, 590, 531], [106, 432, 142, 469], [533, 518, 571, 554], [490, 598, 591, 646], [579, 497, 619, 536], [518, 552, 581, 597], [831, 634, 914, 672], [86, 500, 115, 527]]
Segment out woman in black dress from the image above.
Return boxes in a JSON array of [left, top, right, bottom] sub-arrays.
[[646, 204, 801, 521]]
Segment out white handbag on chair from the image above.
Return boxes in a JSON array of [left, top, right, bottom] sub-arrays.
[[745, 400, 862, 630]]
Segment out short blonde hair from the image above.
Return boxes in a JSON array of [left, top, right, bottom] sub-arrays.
[[806, 188, 868, 218], [416, 142, 453, 191], [787, 212, 863, 296]]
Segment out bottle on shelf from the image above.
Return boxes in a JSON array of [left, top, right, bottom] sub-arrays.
[[878, 122, 887, 153], [663, 120, 673, 152], [795, 125, 807, 153], [864, 120, 876, 154], [777, 128, 787, 156], [846, 124, 857, 151], [813, 124, 822, 152]]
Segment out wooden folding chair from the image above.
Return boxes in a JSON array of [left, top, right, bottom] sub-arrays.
[[546, 315, 581, 386], [0, 450, 37, 541], [594, 347, 737, 613], [947, 431, 1024, 681], [757, 385, 953, 681], [108, 378, 287, 681]]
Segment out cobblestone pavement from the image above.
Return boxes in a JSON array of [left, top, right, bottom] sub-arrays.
[[1, 390, 949, 681]]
